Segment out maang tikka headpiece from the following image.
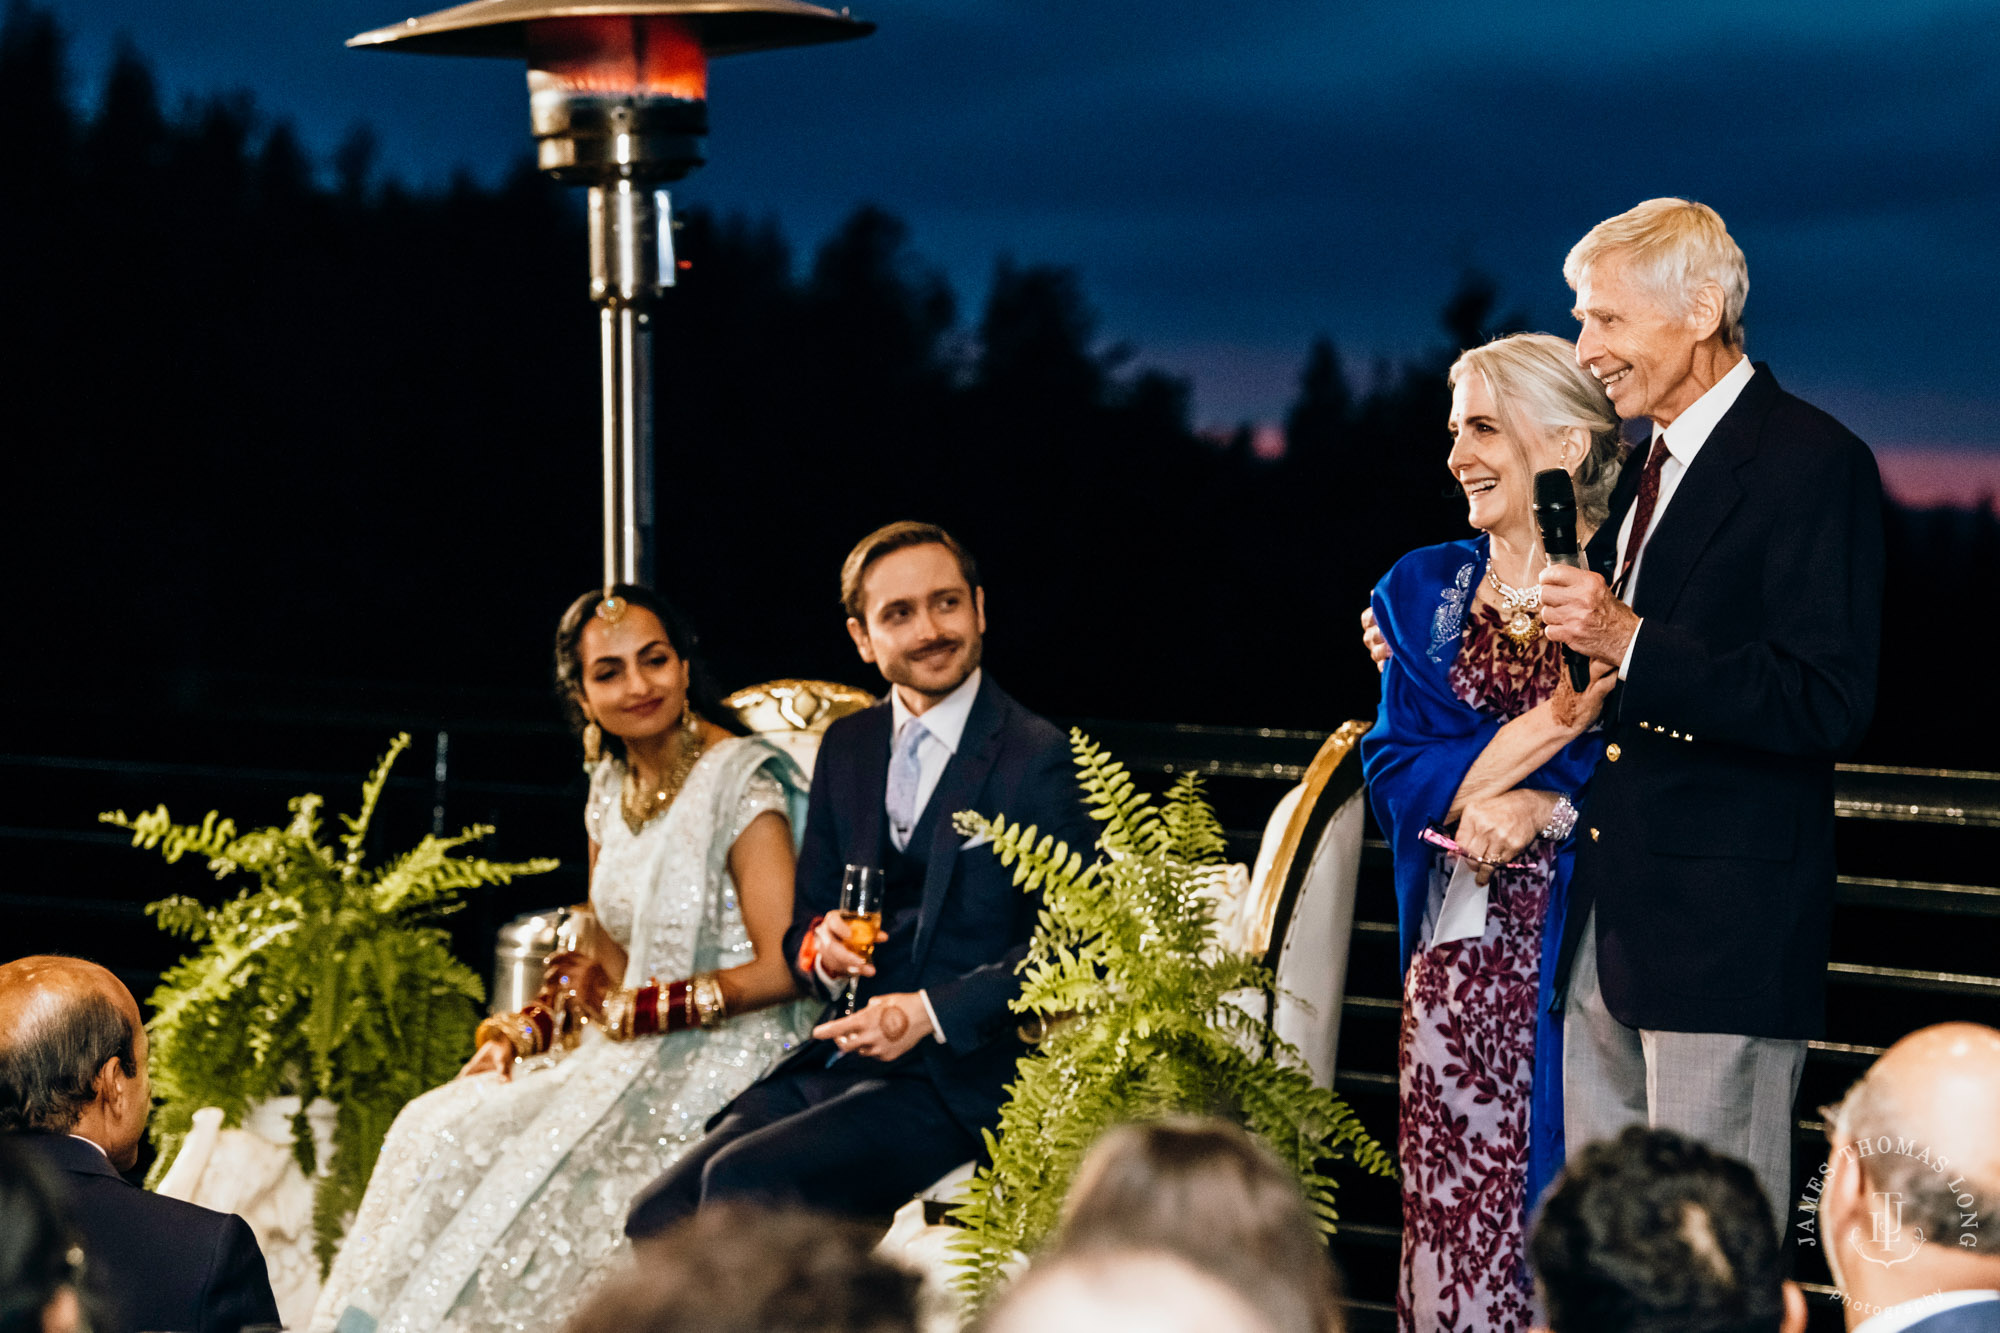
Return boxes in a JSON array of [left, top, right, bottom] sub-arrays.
[[595, 590, 628, 625]]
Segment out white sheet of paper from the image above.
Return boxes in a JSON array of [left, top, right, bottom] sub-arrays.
[[1432, 856, 1490, 945]]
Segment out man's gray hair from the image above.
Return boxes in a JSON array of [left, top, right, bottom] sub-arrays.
[[1564, 198, 1749, 350], [0, 990, 137, 1134]]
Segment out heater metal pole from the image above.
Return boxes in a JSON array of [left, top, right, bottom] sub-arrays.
[[589, 178, 674, 589]]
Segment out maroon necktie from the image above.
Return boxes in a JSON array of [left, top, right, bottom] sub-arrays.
[[1615, 433, 1672, 593]]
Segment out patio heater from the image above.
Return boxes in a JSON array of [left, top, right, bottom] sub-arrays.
[[349, 1, 873, 588]]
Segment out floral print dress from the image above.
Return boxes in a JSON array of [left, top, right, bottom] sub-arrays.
[[1396, 601, 1563, 1333]]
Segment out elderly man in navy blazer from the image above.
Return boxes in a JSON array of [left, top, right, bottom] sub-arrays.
[[627, 521, 1093, 1234], [0, 955, 280, 1333], [1539, 197, 1886, 1225]]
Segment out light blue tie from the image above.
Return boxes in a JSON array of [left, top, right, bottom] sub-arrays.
[[886, 719, 928, 851]]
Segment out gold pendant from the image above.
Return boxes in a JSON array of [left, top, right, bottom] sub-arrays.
[[1505, 613, 1543, 647]]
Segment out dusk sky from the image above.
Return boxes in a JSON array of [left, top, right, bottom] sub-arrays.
[[36, 0, 2000, 501]]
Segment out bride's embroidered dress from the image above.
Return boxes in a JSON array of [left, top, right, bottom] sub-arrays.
[[311, 739, 811, 1333]]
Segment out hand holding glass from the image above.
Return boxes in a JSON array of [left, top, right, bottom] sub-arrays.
[[837, 865, 885, 1018]]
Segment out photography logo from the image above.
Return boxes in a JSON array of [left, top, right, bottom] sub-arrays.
[[1797, 1135, 1984, 1272], [1853, 1190, 1925, 1266]]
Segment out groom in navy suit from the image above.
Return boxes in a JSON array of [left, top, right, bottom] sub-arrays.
[[627, 521, 1092, 1233]]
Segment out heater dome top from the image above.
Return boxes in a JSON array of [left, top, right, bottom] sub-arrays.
[[348, 0, 873, 59]]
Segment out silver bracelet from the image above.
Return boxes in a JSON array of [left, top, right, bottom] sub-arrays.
[[1541, 793, 1578, 842]]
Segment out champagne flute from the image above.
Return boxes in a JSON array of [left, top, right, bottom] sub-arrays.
[[549, 907, 607, 1049], [837, 865, 885, 1018]]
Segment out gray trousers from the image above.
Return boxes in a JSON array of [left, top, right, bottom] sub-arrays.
[[1563, 910, 1806, 1229]]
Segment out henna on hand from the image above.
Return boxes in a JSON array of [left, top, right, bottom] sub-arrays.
[[879, 1004, 910, 1042]]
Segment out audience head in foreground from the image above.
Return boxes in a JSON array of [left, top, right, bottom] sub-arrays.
[[1531, 1125, 1806, 1333], [0, 957, 149, 1169], [1052, 1117, 1344, 1333], [0, 1138, 85, 1333], [566, 1205, 918, 1333], [1818, 1022, 2000, 1332], [0, 955, 279, 1333], [980, 1248, 1315, 1333]]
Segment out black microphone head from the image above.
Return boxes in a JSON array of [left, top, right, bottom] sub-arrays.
[[1533, 467, 1577, 513], [1533, 467, 1580, 557]]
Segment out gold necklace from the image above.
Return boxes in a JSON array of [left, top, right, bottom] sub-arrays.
[[1485, 562, 1545, 648], [619, 711, 707, 835]]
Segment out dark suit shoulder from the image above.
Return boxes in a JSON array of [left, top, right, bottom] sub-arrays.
[[997, 691, 1068, 751], [40, 1157, 277, 1333], [108, 1174, 252, 1235], [63, 1166, 250, 1260], [976, 680, 1072, 765], [817, 700, 890, 755], [1748, 370, 1874, 463]]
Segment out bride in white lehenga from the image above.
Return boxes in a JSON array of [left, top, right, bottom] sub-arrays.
[[311, 587, 815, 1333]]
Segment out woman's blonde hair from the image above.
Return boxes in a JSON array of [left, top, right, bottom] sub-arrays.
[[1448, 332, 1623, 531]]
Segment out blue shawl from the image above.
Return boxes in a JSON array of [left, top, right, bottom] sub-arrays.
[[1358, 536, 1603, 1217]]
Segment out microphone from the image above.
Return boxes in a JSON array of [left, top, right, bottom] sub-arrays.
[[1533, 468, 1592, 694]]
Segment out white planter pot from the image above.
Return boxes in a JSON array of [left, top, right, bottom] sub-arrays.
[[155, 1097, 339, 1331]]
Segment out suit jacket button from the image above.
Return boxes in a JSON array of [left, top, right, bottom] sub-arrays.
[[1590, 827, 1600, 841], [1606, 743, 1622, 762]]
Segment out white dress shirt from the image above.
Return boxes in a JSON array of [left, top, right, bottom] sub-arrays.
[[68, 1134, 111, 1161], [887, 667, 982, 847], [1616, 355, 1755, 678], [1852, 1289, 2000, 1333], [818, 668, 984, 1045]]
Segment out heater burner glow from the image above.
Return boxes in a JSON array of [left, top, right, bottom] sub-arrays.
[[524, 14, 710, 182], [527, 16, 707, 99], [348, 0, 873, 587]]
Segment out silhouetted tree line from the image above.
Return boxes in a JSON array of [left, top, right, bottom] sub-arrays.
[[0, 4, 1984, 764]]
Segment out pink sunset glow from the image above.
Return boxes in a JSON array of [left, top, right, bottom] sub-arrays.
[[1874, 448, 2000, 511]]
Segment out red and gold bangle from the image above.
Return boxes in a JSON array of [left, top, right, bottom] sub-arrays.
[[690, 972, 728, 1029], [475, 1001, 555, 1059], [797, 914, 826, 976], [520, 1002, 555, 1054], [604, 975, 727, 1040]]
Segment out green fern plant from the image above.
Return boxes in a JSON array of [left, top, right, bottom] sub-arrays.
[[100, 734, 559, 1274], [948, 730, 1397, 1305]]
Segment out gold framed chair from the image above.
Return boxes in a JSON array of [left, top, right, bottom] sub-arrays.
[[721, 678, 877, 778], [1241, 720, 1371, 1090]]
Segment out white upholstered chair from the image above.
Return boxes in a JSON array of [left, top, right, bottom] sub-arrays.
[[1239, 720, 1371, 1089]]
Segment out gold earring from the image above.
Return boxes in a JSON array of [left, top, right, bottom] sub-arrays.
[[682, 700, 698, 735], [583, 721, 603, 763]]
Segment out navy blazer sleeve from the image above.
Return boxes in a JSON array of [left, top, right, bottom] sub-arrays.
[[924, 731, 1093, 1051], [1621, 419, 1884, 758], [783, 728, 848, 998], [197, 1214, 281, 1333]]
